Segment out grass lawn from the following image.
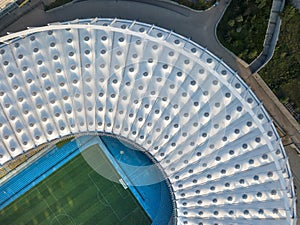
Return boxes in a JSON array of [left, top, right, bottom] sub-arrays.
[[173, 0, 216, 10], [217, 0, 272, 63], [0, 144, 151, 225]]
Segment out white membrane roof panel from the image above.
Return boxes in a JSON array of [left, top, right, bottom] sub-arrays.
[[0, 18, 296, 225]]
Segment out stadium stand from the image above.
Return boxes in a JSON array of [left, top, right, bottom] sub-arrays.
[[0, 139, 79, 209], [0, 18, 297, 225]]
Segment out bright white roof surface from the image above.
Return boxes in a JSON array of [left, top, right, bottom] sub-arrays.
[[0, 18, 296, 225]]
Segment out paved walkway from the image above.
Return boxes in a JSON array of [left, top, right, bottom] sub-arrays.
[[293, 0, 300, 10], [285, 145, 300, 222], [249, 0, 285, 73]]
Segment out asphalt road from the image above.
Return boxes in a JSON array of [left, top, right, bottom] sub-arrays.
[[0, 0, 250, 76], [1, 0, 233, 61], [9, 0, 299, 146]]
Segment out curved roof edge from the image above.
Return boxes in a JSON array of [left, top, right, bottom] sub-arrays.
[[0, 18, 297, 225]]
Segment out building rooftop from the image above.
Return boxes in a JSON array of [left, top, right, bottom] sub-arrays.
[[0, 18, 296, 225]]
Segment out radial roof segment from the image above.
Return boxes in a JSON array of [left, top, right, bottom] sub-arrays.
[[0, 18, 297, 224]]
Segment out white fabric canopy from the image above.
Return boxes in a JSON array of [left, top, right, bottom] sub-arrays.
[[0, 18, 296, 225]]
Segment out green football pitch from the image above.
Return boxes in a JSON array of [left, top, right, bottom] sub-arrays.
[[0, 144, 151, 225]]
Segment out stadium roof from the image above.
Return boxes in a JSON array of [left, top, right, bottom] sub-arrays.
[[0, 18, 297, 225]]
